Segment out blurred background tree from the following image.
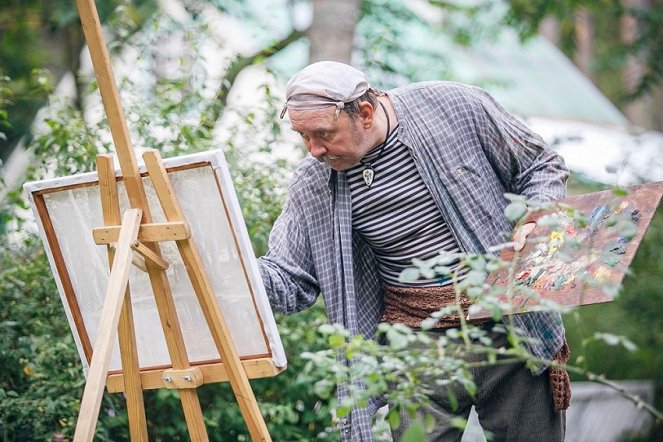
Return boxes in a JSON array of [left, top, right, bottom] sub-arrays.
[[1, 0, 663, 440]]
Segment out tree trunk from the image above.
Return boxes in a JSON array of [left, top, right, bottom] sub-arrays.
[[574, 9, 594, 80], [308, 0, 360, 63], [621, 0, 650, 126], [539, 17, 560, 46]]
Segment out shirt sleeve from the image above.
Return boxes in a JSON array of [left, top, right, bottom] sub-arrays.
[[472, 86, 569, 203], [257, 195, 320, 315]]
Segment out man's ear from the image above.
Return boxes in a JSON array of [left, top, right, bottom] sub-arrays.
[[358, 101, 374, 129]]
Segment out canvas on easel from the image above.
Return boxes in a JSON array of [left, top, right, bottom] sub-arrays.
[[24, 148, 287, 440], [23, 149, 287, 379]]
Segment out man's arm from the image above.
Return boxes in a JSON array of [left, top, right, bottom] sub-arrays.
[[258, 197, 320, 315], [473, 87, 569, 203]]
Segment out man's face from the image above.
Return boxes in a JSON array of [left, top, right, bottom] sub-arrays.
[[288, 106, 373, 171]]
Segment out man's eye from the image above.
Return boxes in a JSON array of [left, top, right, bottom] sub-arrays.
[[298, 132, 309, 141], [318, 131, 330, 139]]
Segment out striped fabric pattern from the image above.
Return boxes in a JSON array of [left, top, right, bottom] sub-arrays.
[[347, 128, 466, 286]]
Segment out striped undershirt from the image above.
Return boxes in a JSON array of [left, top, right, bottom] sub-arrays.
[[348, 125, 467, 287]]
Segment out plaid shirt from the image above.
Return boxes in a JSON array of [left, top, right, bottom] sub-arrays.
[[259, 81, 569, 441]]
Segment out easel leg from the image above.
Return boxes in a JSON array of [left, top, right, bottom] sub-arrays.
[[75, 0, 214, 437], [143, 151, 272, 441], [73, 209, 142, 442], [144, 260, 209, 441], [98, 155, 148, 441], [98, 158, 208, 441]]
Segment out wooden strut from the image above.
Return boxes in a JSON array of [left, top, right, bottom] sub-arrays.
[[73, 208, 143, 441], [73, 0, 274, 441], [97, 155, 148, 441]]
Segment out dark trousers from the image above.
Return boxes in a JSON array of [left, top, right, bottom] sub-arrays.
[[390, 328, 566, 441]]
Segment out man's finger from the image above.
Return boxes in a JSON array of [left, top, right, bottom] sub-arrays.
[[513, 222, 536, 252]]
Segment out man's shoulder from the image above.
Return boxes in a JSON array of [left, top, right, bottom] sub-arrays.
[[288, 157, 330, 192], [389, 81, 488, 118], [390, 80, 480, 100]]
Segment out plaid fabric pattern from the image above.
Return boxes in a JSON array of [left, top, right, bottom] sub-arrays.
[[259, 81, 569, 441]]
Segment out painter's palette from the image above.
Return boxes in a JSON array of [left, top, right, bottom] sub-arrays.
[[484, 181, 663, 314]]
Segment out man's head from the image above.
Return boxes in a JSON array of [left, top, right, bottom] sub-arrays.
[[281, 61, 385, 170]]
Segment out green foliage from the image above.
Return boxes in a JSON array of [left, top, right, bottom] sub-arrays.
[[301, 195, 662, 438], [358, 0, 505, 88], [0, 233, 131, 441], [503, 0, 663, 101], [0, 0, 156, 159]]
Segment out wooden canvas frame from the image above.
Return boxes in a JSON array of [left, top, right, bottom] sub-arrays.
[[24, 149, 287, 376]]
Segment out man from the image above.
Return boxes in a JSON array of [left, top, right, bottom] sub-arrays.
[[258, 61, 569, 441]]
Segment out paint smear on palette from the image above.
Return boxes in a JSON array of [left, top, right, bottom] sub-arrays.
[[512, 201, 635, 293], [478, 182, 663, 317]]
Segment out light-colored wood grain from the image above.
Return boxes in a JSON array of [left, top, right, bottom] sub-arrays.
[[143, 150, 272, 441], [131, 241, 169, 270], [76, 0, 211, 439], [143, 255, 209, 440], [106, 359, 286, 393], [98, 155, 148, 442], [162, 367, 204, 389], [93, 222, 191, 244], [73, 208, 142, 442], [130, 252, 148, 273], [75, 0, 149, 215]]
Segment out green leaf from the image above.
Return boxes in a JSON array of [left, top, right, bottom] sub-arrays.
[[386, 329, 408, 350], [399, 267, 420, 282], [401, 421, 426, 442], [313, 379, 334, 399], [329, 333, 346, 349], [504, 193, 526, 202], [424, 413, 436, 432], [616, 219, 637, 239], [388, 409, 401, 429], [450, 417, 468, 430], [420, 317, 439, 330], [504, 202, 527, 222], [611, 187, 629, 197], [318, 324, 336, 335], [447, 389, 459, 412]]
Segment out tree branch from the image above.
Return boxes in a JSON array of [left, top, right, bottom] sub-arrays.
[[200, 28, 306, 131]]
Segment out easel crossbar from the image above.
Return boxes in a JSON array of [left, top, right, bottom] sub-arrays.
[[93, 221, 190, 244], [106, 358, 286, 393]]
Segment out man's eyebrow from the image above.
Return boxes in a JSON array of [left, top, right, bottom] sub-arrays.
[[290, 125, 335, 133]]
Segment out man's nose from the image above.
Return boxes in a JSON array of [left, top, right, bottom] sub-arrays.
[[307, 140, 327, 159]]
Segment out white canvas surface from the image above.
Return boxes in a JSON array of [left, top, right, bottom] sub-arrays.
[[24, 149, 286, 372]]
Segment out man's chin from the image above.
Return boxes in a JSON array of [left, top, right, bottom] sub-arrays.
[[323, 157, 357, 171]]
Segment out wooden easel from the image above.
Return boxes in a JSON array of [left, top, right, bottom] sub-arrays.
[[72, 0, 276, 440]]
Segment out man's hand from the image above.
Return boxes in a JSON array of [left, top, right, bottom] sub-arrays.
[[513, 222, 536, 252]]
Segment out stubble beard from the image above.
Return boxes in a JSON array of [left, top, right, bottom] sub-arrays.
[[323, 119, 370, 169]]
